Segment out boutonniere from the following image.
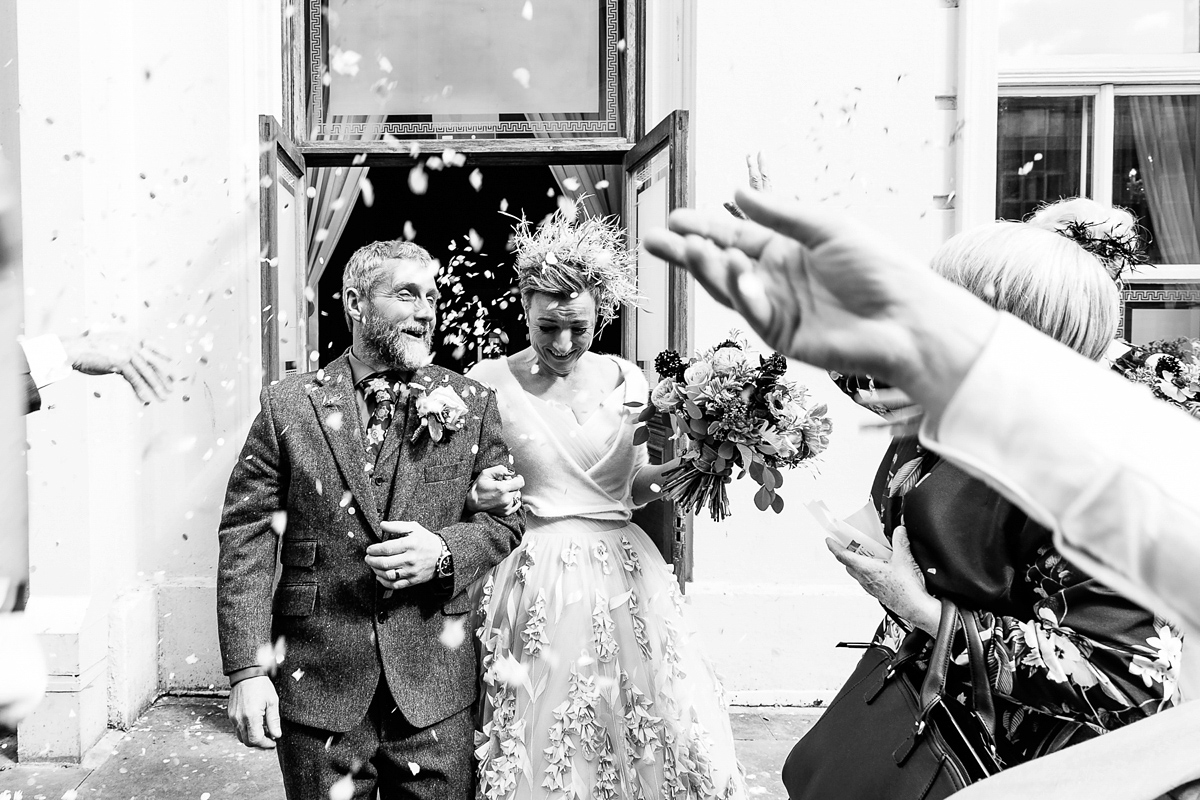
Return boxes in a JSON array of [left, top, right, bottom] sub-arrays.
[[411, 383, 469, 443]]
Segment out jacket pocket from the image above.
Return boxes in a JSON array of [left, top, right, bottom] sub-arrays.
[[443, 592, 472, 616], [281, 540, 317, 568], [275, 583, 317, 616], [424, 460, 469, 484]]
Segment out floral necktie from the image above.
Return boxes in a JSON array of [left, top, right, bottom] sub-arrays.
[[357, 372, 407, 466]]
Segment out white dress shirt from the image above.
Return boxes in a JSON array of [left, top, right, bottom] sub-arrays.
[[18, 333, 73, 388]]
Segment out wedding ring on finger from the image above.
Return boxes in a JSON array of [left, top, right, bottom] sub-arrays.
[[388, 569, 399, 581]]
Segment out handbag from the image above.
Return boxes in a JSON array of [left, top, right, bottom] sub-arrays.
[[782, 600, 1004, 800]]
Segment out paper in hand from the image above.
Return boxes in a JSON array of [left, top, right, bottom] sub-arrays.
[[806, 500, 892, 560]]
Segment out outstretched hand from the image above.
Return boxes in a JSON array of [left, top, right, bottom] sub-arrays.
[[61, 330, 175, 403], [642, 190, 999, 416]]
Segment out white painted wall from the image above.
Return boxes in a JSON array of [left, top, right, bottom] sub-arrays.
[[681, 0, 954, 704], [15, 0, 279, 758], [8, 0, 966, 760]]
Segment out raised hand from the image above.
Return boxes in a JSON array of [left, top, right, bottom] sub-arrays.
[[724, 152, 774, 219]]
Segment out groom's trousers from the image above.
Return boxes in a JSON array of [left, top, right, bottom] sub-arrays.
[[276, 679, 474, 800]]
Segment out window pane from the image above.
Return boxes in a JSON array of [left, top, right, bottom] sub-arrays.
[[999, 0, 1200, 59], [996, 96, 1092, 221], [308, 0, 623, 140], [1113, 95, 1200, 264]]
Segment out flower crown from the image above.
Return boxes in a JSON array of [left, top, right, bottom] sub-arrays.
[[509, 202, 642, 326], [1050, 217, 1151, 280]]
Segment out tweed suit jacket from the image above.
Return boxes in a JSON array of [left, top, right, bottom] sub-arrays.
[[217, 354, 524, 733]]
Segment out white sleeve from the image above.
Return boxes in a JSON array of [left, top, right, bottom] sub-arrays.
[[18, 334, 73, 389], [918, 313, 1200, 636]]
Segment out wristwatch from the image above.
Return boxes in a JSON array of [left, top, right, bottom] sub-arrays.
[[435, 537, 454, 580]]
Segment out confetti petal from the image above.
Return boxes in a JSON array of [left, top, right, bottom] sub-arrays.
[[409, 164, 428, 195], [512, 67, 531, 89]]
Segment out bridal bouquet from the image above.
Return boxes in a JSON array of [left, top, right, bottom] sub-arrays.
[[639, 334, 832, 521], [1112, 337, 1200, 418]]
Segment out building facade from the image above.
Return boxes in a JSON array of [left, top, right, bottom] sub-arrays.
[[2, 0, 1196, 761]]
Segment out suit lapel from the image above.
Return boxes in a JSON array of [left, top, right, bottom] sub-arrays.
[[308, 356, 384, 540]]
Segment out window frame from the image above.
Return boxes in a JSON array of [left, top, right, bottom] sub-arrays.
[[997, 79, 1200, 282], [281, 0, 646, 163]]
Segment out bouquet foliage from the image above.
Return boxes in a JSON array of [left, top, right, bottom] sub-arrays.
[[1112, 337, 1200, 418], [638, 334, 832, 521]]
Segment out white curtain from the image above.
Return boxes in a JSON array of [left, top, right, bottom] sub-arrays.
[[527, 113, 622, 220], [1129, 96, 1200, 264], [306, 115, 386, 287]]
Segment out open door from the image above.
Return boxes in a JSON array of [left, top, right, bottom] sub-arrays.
[[259, 115, 310, 386], [623, 110, 693, 589]]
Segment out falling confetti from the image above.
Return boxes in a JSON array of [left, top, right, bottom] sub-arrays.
[[359, 176, 375, 207], [271, 511, 288, 535], [403, 220, 416, 241], [409, 164, 428, 195], [521, 0, 533, 20], [330, 48, 362, 77], [512, 67, 531, 89], [469, 169, 483, 191], [440, 618, 466, 649], [326, 411, 344, 431], [595, 179, 610, 190], [378, 55, 393, 73], [329, 773, 354, 800], [468, 229, 484, 252], [185, 653, 198, 665], [562, 176, 581, 192], [292, 668, 305, 681], [409, 762, 422, 775]]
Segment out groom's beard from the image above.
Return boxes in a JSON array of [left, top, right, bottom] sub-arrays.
[[360, 308, 434, 372]]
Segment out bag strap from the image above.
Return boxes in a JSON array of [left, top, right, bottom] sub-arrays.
[[919, 599, 996, 732]]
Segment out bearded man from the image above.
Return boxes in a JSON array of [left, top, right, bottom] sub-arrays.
[[217, 240, 524, 800]]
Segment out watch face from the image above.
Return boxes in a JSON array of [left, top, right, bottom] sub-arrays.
[[437, 552, 453, 578]]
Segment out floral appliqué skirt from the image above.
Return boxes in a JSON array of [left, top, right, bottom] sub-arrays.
[[472, 516, 746, 800]]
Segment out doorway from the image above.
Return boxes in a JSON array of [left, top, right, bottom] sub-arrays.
[[316, 165, 626, 371]]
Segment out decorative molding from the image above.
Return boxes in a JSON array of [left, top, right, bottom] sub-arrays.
[[1122, 287, 1200, 303], [306, 0, 621, 139], [1118, 285, 1200, 338]]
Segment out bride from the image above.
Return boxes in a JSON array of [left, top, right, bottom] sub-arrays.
[[465, 208, 746, 800]]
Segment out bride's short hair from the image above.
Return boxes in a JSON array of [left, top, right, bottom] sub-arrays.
[[511, 206, 641, 328], [931, 199, 1138, 362]]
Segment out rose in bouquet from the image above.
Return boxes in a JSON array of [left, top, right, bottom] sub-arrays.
[[637, 334, 832, 521], [1112, 337, 1200, 418]]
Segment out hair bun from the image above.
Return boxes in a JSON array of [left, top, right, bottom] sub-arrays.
[[1026, 198, 1148, 279]]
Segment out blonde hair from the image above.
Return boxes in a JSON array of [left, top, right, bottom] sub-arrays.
[[932, 199, 1131, 361], [511, 206, 640, 328]]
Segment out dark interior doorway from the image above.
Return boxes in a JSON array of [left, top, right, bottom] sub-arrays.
[[317, 164, 625, 371]]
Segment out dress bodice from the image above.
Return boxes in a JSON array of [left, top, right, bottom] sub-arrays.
[[467, 355, 650, 522]]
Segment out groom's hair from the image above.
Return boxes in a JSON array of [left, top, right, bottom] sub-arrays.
[[341, 240, 436, 331]]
